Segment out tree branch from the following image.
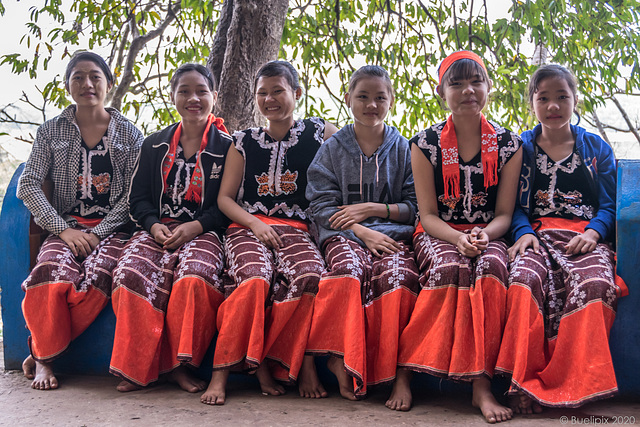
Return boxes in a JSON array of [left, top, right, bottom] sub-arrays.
[[416, 0, 445, 54], [468, 0, 474, 50], [588, 111, 610, 144], [109, 1, 181, 110], [452, 0, 461, 49], [129, 73, 169, 94], [611, 95, 640, 144]]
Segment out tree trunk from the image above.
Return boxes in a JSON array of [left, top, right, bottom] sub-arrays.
[[208, 0, 289, 132]]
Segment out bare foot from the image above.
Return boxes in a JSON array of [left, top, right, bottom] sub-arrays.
[[327, 356, 357, 401], [255, 363, 285, 396], [22, 355, 36, 380], [201, 370, 229, 405], [298, 355, 328, 398], [31, 360, 58, 390], [472, 377, 513, 423], [116, 380, 142, 392], [385, 368, 413, 411], [170, 365, 206, 393], [509, 393, 543, 415]]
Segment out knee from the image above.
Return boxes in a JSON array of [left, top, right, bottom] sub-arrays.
[[328, 255, 364, 279], [176, 255, 223, 281], [229, 258, 274, 283], [476, 249, 508, 279], [509, 252, 547, 290], [571, 280, 618, 306], [292, 257, 325, 278], [420, 254, 468, 288]]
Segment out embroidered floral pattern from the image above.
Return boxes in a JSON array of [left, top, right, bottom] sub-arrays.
[[70, 138, 112, 218], [161, 145, 199, 221], [323, 235, 419, 308], [532, 150, 594, 220], [412, 119, 520, 225], [510, 227, 621, 338], [235, 118, 324, 221]]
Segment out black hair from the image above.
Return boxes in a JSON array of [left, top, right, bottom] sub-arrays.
[[65, 51, 114, 88], [254, 60, 300, 92], [528, 64, 578, 105], [347, 65, 394, 100], [170, 63, 217, 93], [439, 58, 491, 90]]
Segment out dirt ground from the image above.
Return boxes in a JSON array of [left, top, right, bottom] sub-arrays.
[[1, 341, 639, 426]]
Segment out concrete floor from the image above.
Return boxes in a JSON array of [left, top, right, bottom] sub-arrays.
[[1, 331, 639, 427], [1, 365, 639, 426]]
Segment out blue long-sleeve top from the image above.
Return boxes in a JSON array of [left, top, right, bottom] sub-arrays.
[[510, 124, 617, 242]]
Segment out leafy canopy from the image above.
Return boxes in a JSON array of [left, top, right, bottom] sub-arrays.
[[2, 0, 639, 139]]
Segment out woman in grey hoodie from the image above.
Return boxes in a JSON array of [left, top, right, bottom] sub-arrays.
[[305, 65, 420, 401]]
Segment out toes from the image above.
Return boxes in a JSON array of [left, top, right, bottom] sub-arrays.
[[200, 390, 226, 405], [497, 410, 512, 422]]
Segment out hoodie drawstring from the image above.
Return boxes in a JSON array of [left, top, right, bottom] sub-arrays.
[[359, 153, 380, 200], [359, 154, 364, 200]]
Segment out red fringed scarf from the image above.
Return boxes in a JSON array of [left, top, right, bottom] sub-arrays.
[[440, 114, 498, 201], [161, 114, 228, 204]]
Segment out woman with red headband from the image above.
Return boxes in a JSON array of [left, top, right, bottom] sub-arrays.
[[110, 63, 232, 392], [387, 51, 522, 423]]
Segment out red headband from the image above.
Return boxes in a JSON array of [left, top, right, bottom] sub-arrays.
[[438, 50, 487, 83]]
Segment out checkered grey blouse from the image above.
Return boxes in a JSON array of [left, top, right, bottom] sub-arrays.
[[17, 105, 144, 239]]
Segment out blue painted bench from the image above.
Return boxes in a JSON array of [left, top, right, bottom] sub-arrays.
[[2, 161, 639, 397]]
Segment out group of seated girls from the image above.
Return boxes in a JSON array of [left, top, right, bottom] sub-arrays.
[[17, 49, 626, 424]]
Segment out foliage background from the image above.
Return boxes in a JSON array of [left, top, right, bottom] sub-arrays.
[[1, 0, 639, 143]]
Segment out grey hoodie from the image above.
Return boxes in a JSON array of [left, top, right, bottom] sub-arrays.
[[306, 124, 417, 248]]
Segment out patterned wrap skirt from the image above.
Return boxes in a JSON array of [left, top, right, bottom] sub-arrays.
[[110, 223, 225, 386], [212, 216, 325, 383], [306, 235, 420, 397], [496, 218, 628, 407], [398, 223, 510, 381], [22, 227, 128, 361]]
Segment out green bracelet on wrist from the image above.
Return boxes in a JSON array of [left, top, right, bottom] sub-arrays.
[[385, 203, 391, 219]]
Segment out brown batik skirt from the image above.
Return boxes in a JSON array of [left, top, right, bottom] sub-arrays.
[[110, 223, 225, 386], [213, 216, 325, 383], [496, 217, 628, 407], [306, 235, 420, 397]]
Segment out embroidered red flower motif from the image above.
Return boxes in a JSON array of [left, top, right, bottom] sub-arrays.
[[471, 192, 487, 207], [92, 173, 111, 194], [280, 170, 298, 195], [256, 173, 271, 196], [535, 190, 551, 207], [439, 194, 461, 210]]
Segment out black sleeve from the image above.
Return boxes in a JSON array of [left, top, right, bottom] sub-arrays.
[[129, 137, 161, 233]]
